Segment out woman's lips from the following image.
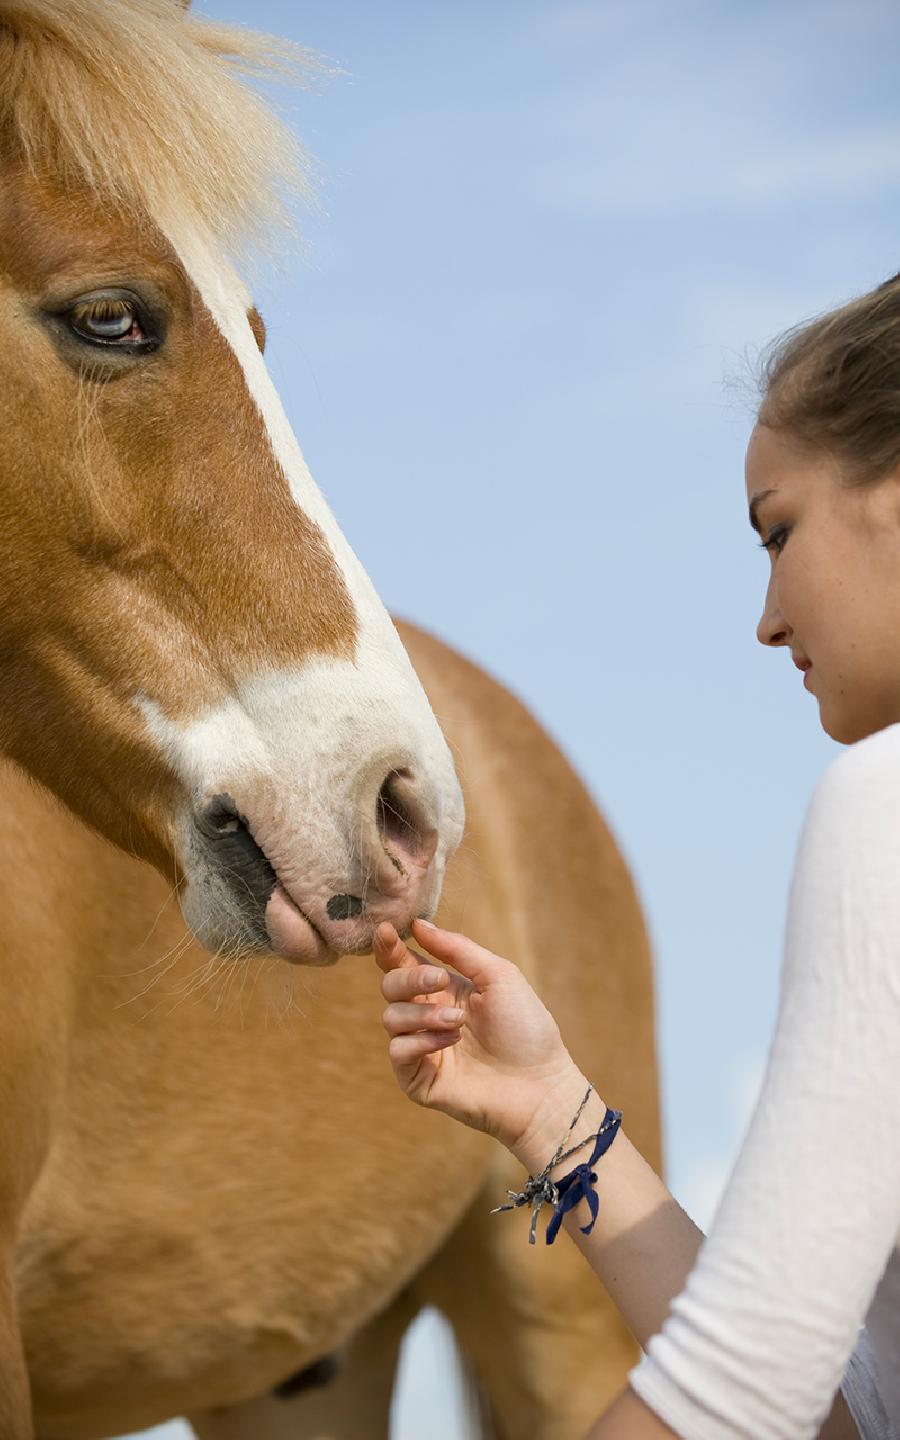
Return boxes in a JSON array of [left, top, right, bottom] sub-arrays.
[[793, 656, 813, 687]]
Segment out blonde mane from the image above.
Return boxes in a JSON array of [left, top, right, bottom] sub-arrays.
[[0, 0, 316, 258]]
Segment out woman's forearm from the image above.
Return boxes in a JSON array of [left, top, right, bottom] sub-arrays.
[[377, 923, 863, 1439], [513, 1067, 859, 1440], [511, 1068, 703, 1350]]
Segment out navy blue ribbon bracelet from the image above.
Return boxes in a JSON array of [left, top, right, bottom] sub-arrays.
[[491, 1085, 622, 1246]]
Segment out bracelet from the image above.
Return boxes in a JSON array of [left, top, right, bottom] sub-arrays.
[[490, 1084, 623, 1246]]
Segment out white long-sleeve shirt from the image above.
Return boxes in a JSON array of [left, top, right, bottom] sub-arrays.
[[630, 723, 900, 1439]]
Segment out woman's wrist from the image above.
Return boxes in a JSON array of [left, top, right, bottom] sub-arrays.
[[511, 1064, 608, 1178]]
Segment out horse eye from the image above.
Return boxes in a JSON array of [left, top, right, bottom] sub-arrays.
[[69, 298, 146, 345]]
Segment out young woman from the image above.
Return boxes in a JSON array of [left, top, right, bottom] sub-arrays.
[[374, 279, 900, 1440]]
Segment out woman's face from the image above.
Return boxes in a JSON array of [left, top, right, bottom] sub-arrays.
[[747, 423, 900, 744]]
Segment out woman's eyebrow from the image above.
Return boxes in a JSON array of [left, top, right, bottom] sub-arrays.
[[748, 488, 777, 535]]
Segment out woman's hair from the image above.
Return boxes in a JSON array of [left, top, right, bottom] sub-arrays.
[[758, 273, 900, 484]]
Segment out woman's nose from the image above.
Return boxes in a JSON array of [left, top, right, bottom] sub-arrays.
[[756, 576, 791, 647]]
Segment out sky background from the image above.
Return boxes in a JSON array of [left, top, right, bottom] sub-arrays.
[[121, 1, 900, 1435]]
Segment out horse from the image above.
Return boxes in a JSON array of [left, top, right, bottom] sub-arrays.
[[0, 4, 660, 1438]]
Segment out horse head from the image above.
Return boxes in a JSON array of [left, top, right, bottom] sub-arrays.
[[0, 0, 464, 964]]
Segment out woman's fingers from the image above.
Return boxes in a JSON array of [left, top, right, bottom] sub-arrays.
[[373, 922, 417, 974], [410, 919, 511, 987], [375, 926, 465, 1095], [389, 1029, 461, 1068], [383, 1000, 465, 1037], [374, 919, 503, 993], [381, 964, 450, 1003], [375, 924, 474, 1009]]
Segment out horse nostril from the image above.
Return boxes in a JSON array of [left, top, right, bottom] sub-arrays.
[[201, 793, 242, 836], [375, 769, 436, 875], [326, 893, 364, 922], [194, 795, 277, 947]]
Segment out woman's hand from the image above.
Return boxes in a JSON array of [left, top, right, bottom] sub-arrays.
[[374, 918, 583, 1153]]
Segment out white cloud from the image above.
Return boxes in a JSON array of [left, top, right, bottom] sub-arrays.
[[731, 130, 900, 207], [521, 0, 900, 217], [529, 0, 700, 53]]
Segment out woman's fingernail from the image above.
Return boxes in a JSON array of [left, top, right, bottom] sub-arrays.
[[416, 917, 436, 929], [441, 1007, 464, 1022]]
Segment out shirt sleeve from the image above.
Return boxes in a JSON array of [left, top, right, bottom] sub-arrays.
[[629, 726, 900, 1439], [841, 1329, 894, 1440]]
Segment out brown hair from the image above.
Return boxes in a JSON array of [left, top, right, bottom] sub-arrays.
[[758, 273, 900, 483]]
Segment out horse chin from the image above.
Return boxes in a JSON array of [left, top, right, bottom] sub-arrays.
[[175, 853, 334, 969]]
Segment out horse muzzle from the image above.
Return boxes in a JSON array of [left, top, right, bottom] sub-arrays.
[[189, 763, 452, 964]]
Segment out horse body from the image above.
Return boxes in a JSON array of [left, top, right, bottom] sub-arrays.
[[0, 6, 659, 1436], [2, 622, 659, 1439]]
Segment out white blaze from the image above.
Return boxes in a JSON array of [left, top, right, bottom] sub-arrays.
[[143, 222, 464, 953]]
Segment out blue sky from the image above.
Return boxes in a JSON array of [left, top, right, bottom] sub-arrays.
[[124, 2, 900, 1435]]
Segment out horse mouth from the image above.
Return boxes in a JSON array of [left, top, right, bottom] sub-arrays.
[[191, 787, 440, 965], [265, 880, 334, 965], [195, 795, 334, 965]]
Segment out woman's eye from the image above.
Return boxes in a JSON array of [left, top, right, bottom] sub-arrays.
[[759, 524, 790, 556], [68, 297, 147, 346]]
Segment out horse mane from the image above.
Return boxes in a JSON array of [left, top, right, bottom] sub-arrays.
[[0, 0, 316, 258]]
